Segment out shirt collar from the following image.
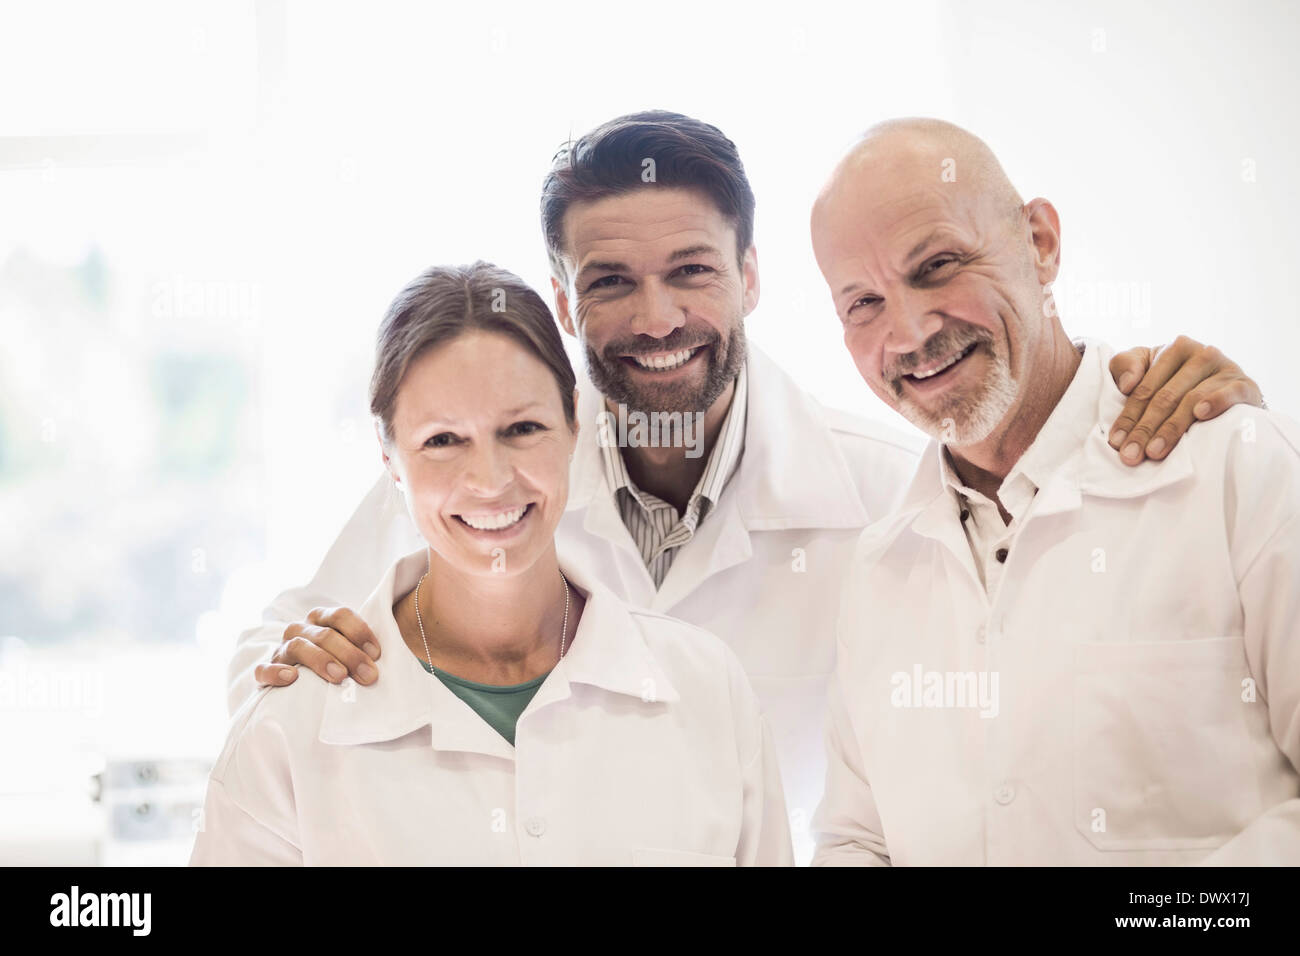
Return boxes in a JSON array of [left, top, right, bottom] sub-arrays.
[[938, 340, 1094, 522], [897, 337, 1196, 534], [317, 550, 680, 754], [569, 345, 871, 531], [597, 362, 748, 521]]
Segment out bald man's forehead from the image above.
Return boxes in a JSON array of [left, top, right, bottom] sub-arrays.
[[816, 168, 982, 253]]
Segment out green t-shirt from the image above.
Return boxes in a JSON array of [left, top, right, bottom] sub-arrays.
[[418, 658, 549, 746]]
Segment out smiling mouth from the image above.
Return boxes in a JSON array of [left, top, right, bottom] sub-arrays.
[[622, 346, 704, 372], [903, 342, 978, 384], [454, 503, 532, 532]]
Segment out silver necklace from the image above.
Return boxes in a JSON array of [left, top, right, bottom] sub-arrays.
[[414, 568, 571, 675]]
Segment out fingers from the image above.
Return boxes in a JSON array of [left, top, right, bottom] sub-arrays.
[[1117, 345, 1221, 462], [1190, 376, 1263, 421], [1107, 345, 1153, 396], [1140, 367, 1263, 461], [1143, 389, 1208, 461], [1107, 336, 1204, 462], [307, 606, 382, 661], [270, 630, 341, 684], [269, 610, 380, 686], [255, 661, 299, 687]]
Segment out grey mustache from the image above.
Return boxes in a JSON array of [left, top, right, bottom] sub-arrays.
[[888, 336, 981, 379]]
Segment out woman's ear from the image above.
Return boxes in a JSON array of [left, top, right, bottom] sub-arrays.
[[376, 420, 401, 487]]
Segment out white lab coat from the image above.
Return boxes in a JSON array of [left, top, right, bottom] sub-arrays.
[[227, 346, 921, 862], [813, 341, 1300, 865], [193, 550, 792, 865]]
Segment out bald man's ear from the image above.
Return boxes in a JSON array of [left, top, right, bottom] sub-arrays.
[[551, 275, 577, 337], [1024, 198, 1062, 285]]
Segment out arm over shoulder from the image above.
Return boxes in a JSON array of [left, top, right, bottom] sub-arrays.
[[226, 473, 416, 714]]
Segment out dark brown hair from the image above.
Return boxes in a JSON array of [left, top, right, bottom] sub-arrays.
[[540, 110, 756, 280], [369, 261, 576, 444]]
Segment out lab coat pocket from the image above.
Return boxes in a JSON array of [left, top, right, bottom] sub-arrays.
[[631, 848, 737, 867], [1071, 636, 1255, 852]]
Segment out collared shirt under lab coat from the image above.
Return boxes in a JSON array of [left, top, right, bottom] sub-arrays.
[[193, 550, 793, 865], [813, 340, 1300, 865], [226, 345, 922, 863]]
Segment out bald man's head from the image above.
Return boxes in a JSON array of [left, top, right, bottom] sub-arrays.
[[810, 117, 1064, 449], [814, 118, 1024, 245]]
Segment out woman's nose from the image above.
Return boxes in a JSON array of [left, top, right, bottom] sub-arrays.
[[461, 442, 513, 496]]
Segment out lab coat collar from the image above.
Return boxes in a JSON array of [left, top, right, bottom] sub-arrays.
[[318, 550, 678, 757], [890, 337, 1195, 558], [542, 559, 683, 705], [568, 343, 868, 532], [1072, 340, 1195, 500]]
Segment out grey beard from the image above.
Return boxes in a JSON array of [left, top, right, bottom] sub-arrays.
[[892, 340, 1018, 446]]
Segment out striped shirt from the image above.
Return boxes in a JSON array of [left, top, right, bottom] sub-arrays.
[[598, 365, 748, 589]]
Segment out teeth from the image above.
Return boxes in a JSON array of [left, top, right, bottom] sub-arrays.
[[630, 348, 696, 371], [911, 345, 972, 380], [459, 506, 527, 531]]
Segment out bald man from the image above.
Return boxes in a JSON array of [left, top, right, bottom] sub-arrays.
[[810, 118, 1300, 865]]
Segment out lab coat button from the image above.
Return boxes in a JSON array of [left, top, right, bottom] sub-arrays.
[[975, 625, 986, 644], [994, 782, 1016, 805], [524, 816, 547, 837]]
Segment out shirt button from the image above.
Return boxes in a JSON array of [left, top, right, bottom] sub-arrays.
[[994, 782, 1017, 805], [524, 817, 547, 837], [995, 547, 1009, 563], [976, 625, 986, 644]]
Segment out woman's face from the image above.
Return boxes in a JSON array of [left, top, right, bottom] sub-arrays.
[[382, 330, 577, 579]]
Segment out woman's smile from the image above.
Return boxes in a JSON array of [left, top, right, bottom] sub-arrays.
[[452, 501, 536, 538]]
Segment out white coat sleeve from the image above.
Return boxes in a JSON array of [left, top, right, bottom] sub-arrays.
[[810, 666, 891, 866], [190, 690, 303, 866], [728, 652, 794, 867], [1201, 412, 1300, 865], [189, 779, 302, 866], [226, 472, 416, 716]]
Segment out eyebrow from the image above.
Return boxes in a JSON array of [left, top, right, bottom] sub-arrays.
[[577, 260, 629, 278], [667, 243, 724, 263], [501, 401, 545, 417], [411, 401, 545, 430], [906, 230, 951, 264], [909, 227, 972, 265], [576, 244, 725, 281], [835, 231, 963, 299]]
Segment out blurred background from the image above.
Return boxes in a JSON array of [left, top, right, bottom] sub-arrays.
[[2, 0, 1297, 864]]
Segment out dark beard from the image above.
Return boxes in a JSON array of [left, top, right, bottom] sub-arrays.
[[584, 323, 747, 415]]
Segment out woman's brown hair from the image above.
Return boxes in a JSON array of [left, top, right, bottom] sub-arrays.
[[369, 261, 576, 444]]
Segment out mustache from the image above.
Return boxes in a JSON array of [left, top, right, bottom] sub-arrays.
[[884, 327, 992, 382], [602, 328, 719, 361]]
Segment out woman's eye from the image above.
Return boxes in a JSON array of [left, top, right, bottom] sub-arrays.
[[506, 421, 545, 437], [424, 433, 458, 448]]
